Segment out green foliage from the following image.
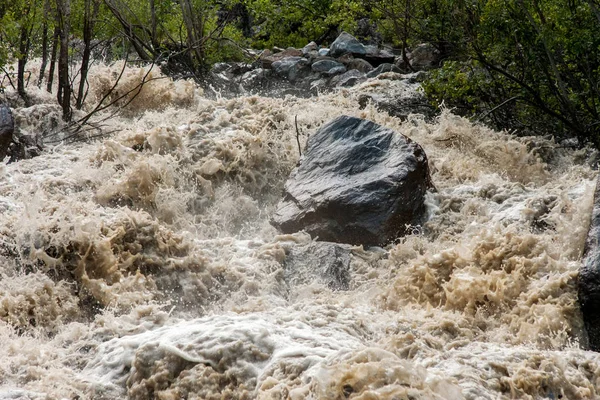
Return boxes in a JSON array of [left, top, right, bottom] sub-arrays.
[[422, 0, 600, 145], [246, 0, 364, 48]]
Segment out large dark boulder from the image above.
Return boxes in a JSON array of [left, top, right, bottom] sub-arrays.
[[579, 174, 600, 350], [0, 104, 14, 160], [272, 116, 432, 246]]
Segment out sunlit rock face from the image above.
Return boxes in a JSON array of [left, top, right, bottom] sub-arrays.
[[272, 115, 432, 246]]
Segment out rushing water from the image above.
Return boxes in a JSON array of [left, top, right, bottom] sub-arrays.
[[0, 62, 599, 399]]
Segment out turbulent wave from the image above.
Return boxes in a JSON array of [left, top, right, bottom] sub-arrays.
[[0, 62, 599, 399]]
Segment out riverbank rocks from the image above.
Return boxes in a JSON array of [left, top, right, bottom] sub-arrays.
[[579, 174, 600, 350], [272, 115, 432, 246], [0, 104, 14, 160], [207, 32, 439, 98]]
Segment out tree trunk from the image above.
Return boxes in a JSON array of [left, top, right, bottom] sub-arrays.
[[76, 0, 100, 110], [56, 0, 72, 122], [17, 4, 32, 103], [179, 0, 205, 69], [38, 0, 51, 88], [47, 27, 60, 93]]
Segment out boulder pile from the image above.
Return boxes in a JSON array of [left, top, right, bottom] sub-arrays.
[[208, 32, 440, 97]]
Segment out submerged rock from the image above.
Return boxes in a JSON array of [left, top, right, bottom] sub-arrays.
[[0, 104, 14, 160], [284, 241, 352, 290], [579, 174, 600, 350], [272, 115, 432, 246]]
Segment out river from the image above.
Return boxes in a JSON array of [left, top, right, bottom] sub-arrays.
[[0, 62, 599, 399]]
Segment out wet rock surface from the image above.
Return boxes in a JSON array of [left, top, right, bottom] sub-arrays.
[[272, 115, 432, 246], [0, 104, 14, 160], [579, 174, 600, 350], [283, 241, 352, 290], [329, 32, 367, 58]]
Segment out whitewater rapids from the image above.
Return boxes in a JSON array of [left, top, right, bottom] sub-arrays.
[[0, 61, 599, 399]]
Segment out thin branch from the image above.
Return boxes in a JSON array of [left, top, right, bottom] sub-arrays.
[[294, 115, 302, 156]]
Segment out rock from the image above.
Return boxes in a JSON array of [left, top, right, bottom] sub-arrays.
[[357, 91, 434, 120], [240, 68, 272, 91], [284, 241, 352, 290], [309, 78, 329, 92], [0, 104, 14, 160], [329, 32, 366, 58], [211, 62, 232, 74], [287, 60, 311, 83], [363, 47, 395, 67], [302, 41, 319, 56], [336, 53, 355, 65], [323, 66, 347, 77], [260, 48, 303, 68], [312, 59, 345, 73], [579, 174, 600, 350], [409, 43, 441, 70], [330, 69, 366, 87], [271, 56, 307, 77], [355, 18, 382, 46], [272, 115, 432, 246], [366, 63, 403, 78], [318, 48, 330, 57], [347, 58, 374, 73]]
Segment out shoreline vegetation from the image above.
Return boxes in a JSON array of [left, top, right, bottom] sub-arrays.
[[0, 0, 599, 148]]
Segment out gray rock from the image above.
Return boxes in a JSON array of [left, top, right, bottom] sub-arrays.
[[272, 115, 432, 246], [330, 32, 366, 57], [366, 63, 403, 78], [240, 68, 271, 90], [409, 43, 441, 70], [0, 105, 14, 160], [362, 46, 395, 67], [318, 48, 330, 57], [271, 56, 307, 77], [284, 241, 352, 290], [309, 78, 329, 92], [211, 62, 232, 74], [312, 59, 345, 73], [579, 174, 600, 350], [347, 58, 374, 73], [323, 66, 347, 77], [357, 90, 435, 120], [288, 60, 311, 83], [302, 41, 319, 56], [330, 69, 366, 87], [260, 48, 303, 68]]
